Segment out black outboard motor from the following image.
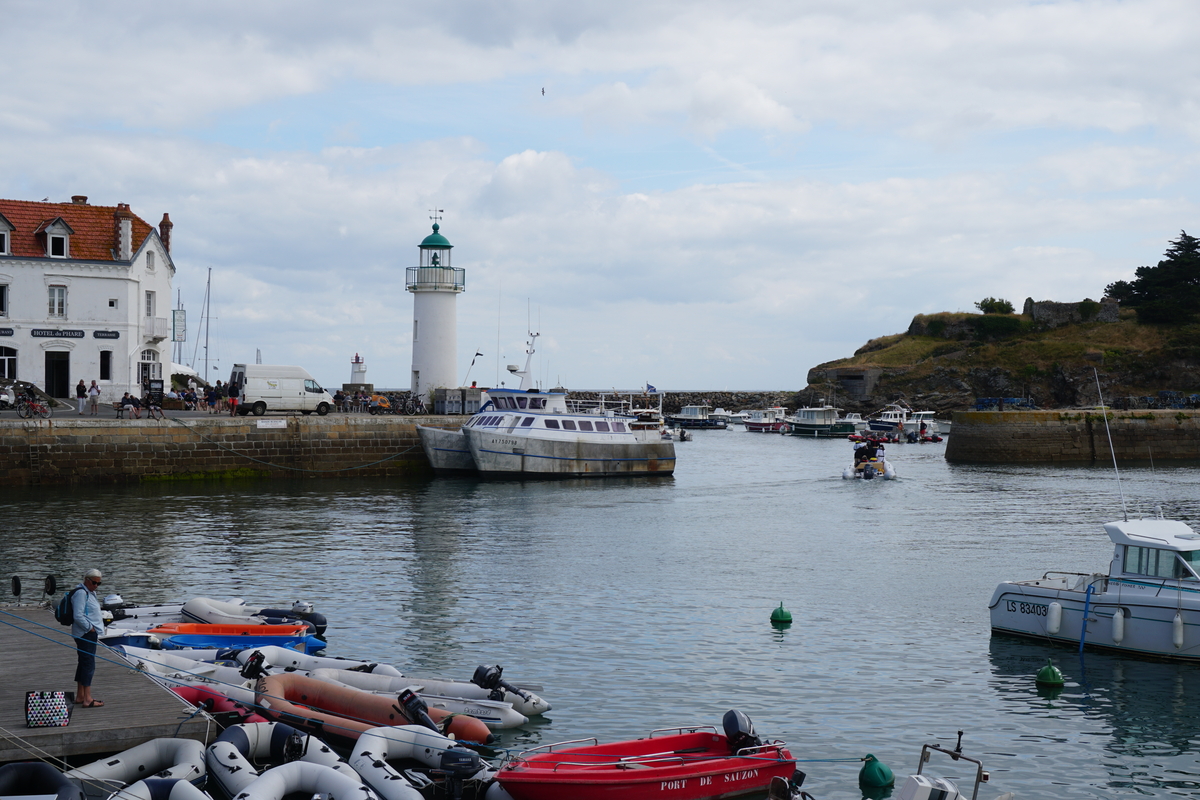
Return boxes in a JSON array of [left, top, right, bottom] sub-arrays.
[[471, 664, 532, 703], [435, 748, 484, 800], [239, 650, 269, 680], [397, 689, 439, 733], [722, 709, 763, 754]]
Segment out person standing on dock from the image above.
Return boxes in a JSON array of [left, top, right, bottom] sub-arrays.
[[75, 380, 87, 415], [72, 569, 105, 708]]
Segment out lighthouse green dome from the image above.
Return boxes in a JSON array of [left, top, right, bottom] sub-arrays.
[[420, 223, 453, 249]]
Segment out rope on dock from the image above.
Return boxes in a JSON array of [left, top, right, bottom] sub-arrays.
[[165, 416, 423, 473]]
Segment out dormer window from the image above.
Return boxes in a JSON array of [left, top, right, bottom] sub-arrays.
[[35, 217, 74, 259], [0, 231, 7, 255], [0, 214, 11, 256], [49, 235, 66, 257]]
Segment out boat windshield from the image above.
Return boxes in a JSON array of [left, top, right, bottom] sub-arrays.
[[1124, 545, 1200, 581]]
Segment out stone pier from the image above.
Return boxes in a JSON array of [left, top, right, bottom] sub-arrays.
[[944, 409, 1200, 463]]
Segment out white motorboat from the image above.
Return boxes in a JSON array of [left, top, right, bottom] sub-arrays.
[[665, 404, 728, 429], [463, 334, 676, 477], [743, 407, 789, 433], [990, 517, 1200, 661], [728, 410, 750, 424], [843, 440, 896, 480], [708, 407, 733, 425], [782, 405, 857, 438]]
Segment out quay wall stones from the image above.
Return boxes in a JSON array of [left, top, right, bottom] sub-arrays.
[[0, 416, 457, 487], [945, 409, 1200, 463]]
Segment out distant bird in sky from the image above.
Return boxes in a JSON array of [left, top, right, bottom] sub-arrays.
[[541, 87, 545, 96]]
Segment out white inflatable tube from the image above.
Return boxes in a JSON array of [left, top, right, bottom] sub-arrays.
[[182, 597, 325, 635], [351, 725, 490, 800], [230, 761, 378, 800], [235, 645, 403, 677], [309, 669, 528, 729], [65, 738, 204, 788], [108, 778, 211, 800], [116, 644, 230, 663], [205, 722, 358, 798]]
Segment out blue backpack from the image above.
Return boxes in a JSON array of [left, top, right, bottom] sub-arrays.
[[54, 587, 82, 626]]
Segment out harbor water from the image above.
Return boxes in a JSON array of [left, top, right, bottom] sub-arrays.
[[3, 430, 1200, 798]]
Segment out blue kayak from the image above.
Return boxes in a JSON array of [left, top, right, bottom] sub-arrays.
[[159, 633, 326, 654]]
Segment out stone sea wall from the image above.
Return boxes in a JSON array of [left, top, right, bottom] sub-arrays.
[[571, 391, 798, 414], [945, 409, 1200, 463], [0, 416, 449, 487]]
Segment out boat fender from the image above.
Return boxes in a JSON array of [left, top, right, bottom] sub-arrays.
[[1112, 608, 1125, 644], [1174, 612, 1185, 649], [1046, 602, 1062, 635]]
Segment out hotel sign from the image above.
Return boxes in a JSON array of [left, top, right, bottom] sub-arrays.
[[93, 331, 121, 339], [31, 329, 85, 338], [0, 328, 12, 336]]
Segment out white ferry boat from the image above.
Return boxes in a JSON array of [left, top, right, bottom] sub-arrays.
[[990, 517, 1200, 661], [419, 334, 676, 477]]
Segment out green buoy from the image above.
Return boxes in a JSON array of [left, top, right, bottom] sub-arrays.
[[770, 602, 792, 624], [1035, 657, 1065, 687], [859, 753, 895, 788]]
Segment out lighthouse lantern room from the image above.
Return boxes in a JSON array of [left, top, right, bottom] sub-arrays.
[[406, 219, 465, 401]]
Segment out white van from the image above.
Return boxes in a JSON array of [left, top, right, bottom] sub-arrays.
[[228, 364, 334, 416]]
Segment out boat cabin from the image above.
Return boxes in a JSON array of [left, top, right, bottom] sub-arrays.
[[1106, 519, 1200, 583]]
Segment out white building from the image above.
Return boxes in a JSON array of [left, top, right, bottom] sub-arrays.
[[406, 222, 464, 401], [0, 195, 176, 400]]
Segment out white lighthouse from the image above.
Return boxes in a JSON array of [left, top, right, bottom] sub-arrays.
[[349, 353, 367, 385], [407, 219, 464, 401]]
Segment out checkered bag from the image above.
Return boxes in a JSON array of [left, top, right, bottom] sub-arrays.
[[25, 691, 71, 728]]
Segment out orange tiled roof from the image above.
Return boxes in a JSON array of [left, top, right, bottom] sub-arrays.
[[0, 197, 156, 262]]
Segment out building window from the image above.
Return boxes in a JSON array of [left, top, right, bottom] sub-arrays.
[[0, 285, 7, 316], [0, 346, 15, 379], [145, 291, 155, 318], [146, 251, 155, 270], [138, 349, 161, 385], [100, 350, 112, 381], [413, 319, 419, 342], [0, 231, 7, 255], [49, 235, 66, 257], [109, 299, 118, 309], [48, 285, 66, 318]]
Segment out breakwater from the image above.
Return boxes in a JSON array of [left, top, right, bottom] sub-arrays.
[[573, 390, 797, 413], [944, 409, 1200, 463], [0, 416, 451, 487]]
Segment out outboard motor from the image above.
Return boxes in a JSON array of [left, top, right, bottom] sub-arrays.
[[397, 688, 439, 733], [471, 664, 532, 703], [239, 650, 268, 680], [722, 709, 763, 754], [436, 748, 484, 800], [282, 729, 308, 763], [862, 464, 877, 480]]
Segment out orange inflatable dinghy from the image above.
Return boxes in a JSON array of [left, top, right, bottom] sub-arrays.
[[255, 672, 495, 746]]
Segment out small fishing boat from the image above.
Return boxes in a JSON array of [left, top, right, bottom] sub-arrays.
[[205, 722, 359, 799], [220, 761, 377, 800], [743, 407, 788, 433], [172, 685, 267, 727], [351, 725, 494, 800], [105, 778, 211, 800], [488, 710, 796, 800], [148, 622, 312, 637], [0, 762, 83, 800], [64, 738, 205, 797], [782, 406, 857, 438], [990, 516, 1200, 661], [182, 597, 327, 635], [665, 404, 728, 430], [161, 631, 326, 654]]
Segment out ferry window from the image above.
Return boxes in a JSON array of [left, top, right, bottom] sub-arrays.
[[595, 421, 610, 432], [516, 397, 528, 409], [1125, 546, 1195, 580], [562, 420, 577, 430], [612, 421, 626, 432], [521, 417, 535, 427], [501, 398, 515, 409], [544, 419, 560, 429], [578, 421, 593, 431], [531, 398, 545, 409]]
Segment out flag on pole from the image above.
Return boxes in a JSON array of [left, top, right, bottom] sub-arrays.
[[646, 383, 657, 393]]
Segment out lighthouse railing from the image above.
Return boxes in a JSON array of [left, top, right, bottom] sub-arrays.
[[406, 266, 465, 291]]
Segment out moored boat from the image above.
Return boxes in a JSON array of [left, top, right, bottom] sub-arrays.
[[665, 404, 728, 429], [782, 406, 857, 438], [743, 407, 789, 433], [990, 517, 1200, 661], [204, 722, 359, 799], [488, 710, 796, 800]]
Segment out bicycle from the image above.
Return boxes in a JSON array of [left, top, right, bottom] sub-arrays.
[[16, 398, 52, 419]]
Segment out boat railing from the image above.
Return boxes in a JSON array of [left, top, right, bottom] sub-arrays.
[[733, 741, 789, 759], [512, 737, 600, 759], [916, 742, 989, 800], [648, 724, 718, 737]]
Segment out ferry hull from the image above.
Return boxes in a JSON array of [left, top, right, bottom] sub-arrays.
[[465, 428, 676, 477], [784, 422, 856, 438], [417, 425, 477, 472], [989, 579, 1200, 661]]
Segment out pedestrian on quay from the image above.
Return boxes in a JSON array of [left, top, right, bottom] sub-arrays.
[[72, 568, 105, 708], [87, 380, 101, 416], [228, 382, 239, 417], [206, 386, 218, 414], [215, 381, 226, 412], [76, 379, 87, 415]]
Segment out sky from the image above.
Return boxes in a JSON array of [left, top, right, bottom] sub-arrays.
[[2, 0, 1198, 391]]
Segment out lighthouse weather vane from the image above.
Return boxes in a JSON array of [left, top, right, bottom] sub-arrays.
[[429, 208, 443, 224]]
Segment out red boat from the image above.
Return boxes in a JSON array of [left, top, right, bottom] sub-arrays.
[[492, 711, 798, 800]]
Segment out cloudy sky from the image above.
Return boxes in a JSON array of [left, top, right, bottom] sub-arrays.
[[2, 1, 1197, 391]]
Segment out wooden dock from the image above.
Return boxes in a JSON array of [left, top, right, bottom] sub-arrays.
[[0, 606, 213, 765]]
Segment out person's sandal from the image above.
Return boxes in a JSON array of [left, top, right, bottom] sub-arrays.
[[82, 699, 104, 708]]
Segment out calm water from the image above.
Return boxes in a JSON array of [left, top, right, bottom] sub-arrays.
[[3, 431, 1200, 798]]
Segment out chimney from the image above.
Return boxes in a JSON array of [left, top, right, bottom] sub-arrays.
[[71, 195, 88, 205], [113, 203, 133, 261], [159, 212, 173, 254]]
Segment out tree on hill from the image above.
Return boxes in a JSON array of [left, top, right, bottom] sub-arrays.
[[1105, 231, 1200, 324], [975, 297, 1015, 314]]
